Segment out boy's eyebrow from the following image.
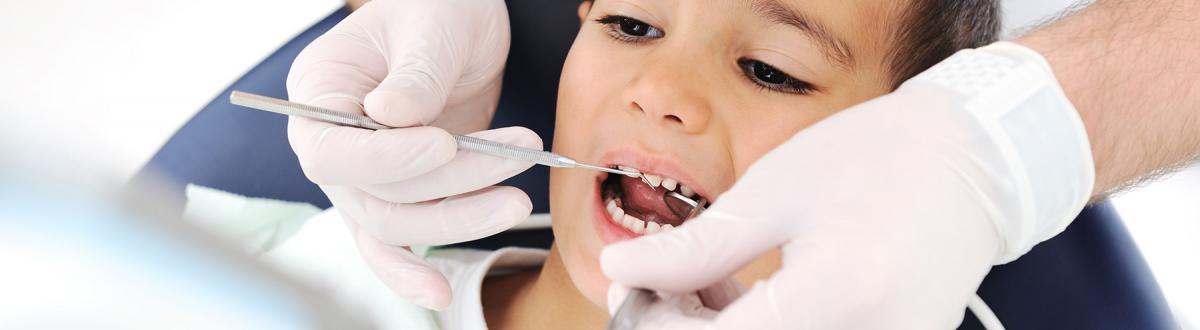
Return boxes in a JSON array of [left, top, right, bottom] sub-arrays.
[[749, 0, 855, 69]]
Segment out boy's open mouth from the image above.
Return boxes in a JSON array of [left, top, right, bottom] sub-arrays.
[[599, 165, 709, 235]]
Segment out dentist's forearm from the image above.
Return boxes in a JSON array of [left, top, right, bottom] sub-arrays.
[[1017, 0, 1200, 200], [345, 0, 369, 11]]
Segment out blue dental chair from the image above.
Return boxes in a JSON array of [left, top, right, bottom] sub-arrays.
[[132, 2, 1177, 329]]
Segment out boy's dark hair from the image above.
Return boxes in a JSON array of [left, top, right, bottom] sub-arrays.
[[887, 0, 1002, 89]]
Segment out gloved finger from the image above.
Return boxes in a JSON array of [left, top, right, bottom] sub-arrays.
[[285, 27, 460, 186], [328, 185, 533, 246], [638, 294, 718, 330], [705, 262, 844, 329], [359, 0, 507, 131], [606, 281, 741, 315], [600, 210, 789, 294], [705, 276, 794, 329], [348, 221, 453, 310], [607, 282, 635, 317], [360, 126, 541, 203], [283, 5, 470, 185], [288, 118, 459, 185], [286, 17, 386, 110], [705, 241, 983, 330], [361, 62, 455, 129], [607, 288, 717, 330]]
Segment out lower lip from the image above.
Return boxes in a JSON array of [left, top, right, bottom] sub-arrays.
[[593, 176, 638, 244]]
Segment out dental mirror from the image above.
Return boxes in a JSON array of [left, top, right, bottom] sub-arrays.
[[663, 192, 707, 220]]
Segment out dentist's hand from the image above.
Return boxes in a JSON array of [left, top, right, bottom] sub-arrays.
[[602, 42, 1095, 328], [286, 0, 539, 310]]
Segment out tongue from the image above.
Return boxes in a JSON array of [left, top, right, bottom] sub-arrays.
[[619, 176, 685, 227]]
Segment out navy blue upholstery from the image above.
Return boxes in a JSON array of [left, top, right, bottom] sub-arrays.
[[132, 9, 350, 209], [134, 3, 1175, 328], [959, 202, 1176, 329]]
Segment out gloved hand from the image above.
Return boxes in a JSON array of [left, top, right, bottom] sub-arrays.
[[286, 0, 539, 310], [602, 42, 1095, 328]]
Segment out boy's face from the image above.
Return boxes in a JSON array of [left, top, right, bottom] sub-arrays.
[[549, 0, 899, 307]]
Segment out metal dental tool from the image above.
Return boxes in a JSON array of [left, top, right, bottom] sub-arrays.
[[607, 192, 708, 330], [663, 191, 707, 220], [229, 91, 645, 179]]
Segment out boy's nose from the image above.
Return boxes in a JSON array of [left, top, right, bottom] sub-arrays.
[[623, 62, 713, 134]]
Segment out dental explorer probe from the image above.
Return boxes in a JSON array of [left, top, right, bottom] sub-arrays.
[[229, 91, 645, 179]]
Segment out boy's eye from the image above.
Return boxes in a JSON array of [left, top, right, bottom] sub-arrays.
[[738, 58, 817, 95], [595, 15, 664, 42], [616, 17, 657, 37]]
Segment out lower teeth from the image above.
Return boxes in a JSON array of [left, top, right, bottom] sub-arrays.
[[606, 197, 673, 235]]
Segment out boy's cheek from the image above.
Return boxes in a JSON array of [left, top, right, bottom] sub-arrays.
[[560, 40, 632, 103]]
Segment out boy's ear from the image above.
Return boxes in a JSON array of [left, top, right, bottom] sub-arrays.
[[577, 1, 592, 23]]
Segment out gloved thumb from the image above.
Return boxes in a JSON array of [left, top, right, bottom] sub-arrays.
[[362, 72, 452, 128], [600, 209, 785, 294]]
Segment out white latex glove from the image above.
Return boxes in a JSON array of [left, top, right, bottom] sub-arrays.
[[286, 0, 539, 310], [602, 42, 1094, 328]]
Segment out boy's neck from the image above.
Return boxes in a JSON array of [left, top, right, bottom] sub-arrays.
[[482, 245, 609, 329]]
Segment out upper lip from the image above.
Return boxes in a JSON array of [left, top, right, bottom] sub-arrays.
[[597, 147, 711, 201]]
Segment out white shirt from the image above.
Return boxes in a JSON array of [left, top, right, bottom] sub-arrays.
[[255, 208, 548, 329], [426, 248, 547, 329]]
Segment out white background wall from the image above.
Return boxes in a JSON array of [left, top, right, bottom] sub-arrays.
[[0, 0, 344, 179], [0, 0, 1195, 327]]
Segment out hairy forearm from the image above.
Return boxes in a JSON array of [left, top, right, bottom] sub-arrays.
[[1017, 0, 1200, 200]]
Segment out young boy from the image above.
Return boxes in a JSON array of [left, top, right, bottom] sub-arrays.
[[252, 0, 1001, 328]]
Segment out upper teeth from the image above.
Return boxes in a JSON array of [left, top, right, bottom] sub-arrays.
[[643, 175, 663, 187], [618, 165, 641, 176], [661, 178, 677, 191], [680, 185, 695, 197], [616, 165, 697, 198]]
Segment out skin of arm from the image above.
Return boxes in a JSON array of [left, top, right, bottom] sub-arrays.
[[345, 0, 368, 11], [1016, 0, 1200, 200]]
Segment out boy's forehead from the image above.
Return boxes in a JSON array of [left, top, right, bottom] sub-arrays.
[[739, 0, 902, 69]]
